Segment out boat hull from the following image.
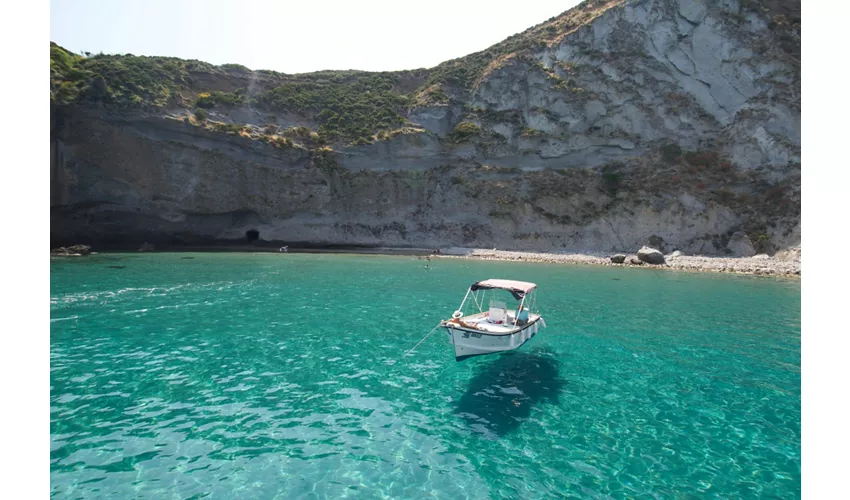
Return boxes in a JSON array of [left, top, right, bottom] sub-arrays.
[[443, 318, 543, 361]]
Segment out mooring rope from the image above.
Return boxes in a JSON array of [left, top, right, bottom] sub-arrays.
[[400, 322, 443, 359]]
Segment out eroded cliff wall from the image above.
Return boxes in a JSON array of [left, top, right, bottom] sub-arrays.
[[50, 0, 800, 255]]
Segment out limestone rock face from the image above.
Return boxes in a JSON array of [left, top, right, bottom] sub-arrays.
[[49, 0, 800, 254], [726, 231, 756, 257]]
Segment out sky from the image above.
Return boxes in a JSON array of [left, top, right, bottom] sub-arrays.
[[50, 0, 583, 74]]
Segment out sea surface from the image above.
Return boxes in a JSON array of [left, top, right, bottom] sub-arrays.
[[50, 253, 801, 499]]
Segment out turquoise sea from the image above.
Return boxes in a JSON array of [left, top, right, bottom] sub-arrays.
[[50, 253, 801, 499]]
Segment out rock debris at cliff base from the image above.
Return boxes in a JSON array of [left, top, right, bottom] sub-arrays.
[[439, 246, 801, 277]]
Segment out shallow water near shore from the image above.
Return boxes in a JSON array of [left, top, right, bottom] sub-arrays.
[[51, 253, 800, 498]]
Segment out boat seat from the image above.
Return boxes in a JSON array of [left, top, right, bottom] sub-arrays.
[[488, 300, 507, 324]]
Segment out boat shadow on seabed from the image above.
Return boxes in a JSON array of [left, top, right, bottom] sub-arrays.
[[454, 348, 566, 438]]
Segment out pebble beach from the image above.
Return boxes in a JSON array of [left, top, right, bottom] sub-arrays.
[[437, 246, 801, 277]]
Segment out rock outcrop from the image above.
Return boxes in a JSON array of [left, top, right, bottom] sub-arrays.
[[51, 244, 92, 256], [49, 0, 800, 254], [637, 247, 665, 265], [610, 254, 626, 264], [726, 231, 756, 257], [637, 246, 666, 264]]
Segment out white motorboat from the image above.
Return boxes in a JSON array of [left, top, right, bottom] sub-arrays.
[[441, 279, 546, 361]]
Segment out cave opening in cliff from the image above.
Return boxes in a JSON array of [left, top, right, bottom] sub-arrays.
[[245, 229, 260, 242]]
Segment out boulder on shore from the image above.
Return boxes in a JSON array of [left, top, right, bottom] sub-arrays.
[[637, 246, 665, 265], [610, 254, 626, 264], [629, 257, 644, 266], [138, 242, 155, 252], [51, 244, 92, 256]]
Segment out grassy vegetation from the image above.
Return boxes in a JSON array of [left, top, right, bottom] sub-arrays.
[[50, 43, 214, 108], [49, 0, 633, 142], [252, 74, 410, 142], [50, 44, 90, 104], [420, 28, 554, 92], [413, 84, 450, 106], [219, 63, 251, 72], [419, 1, 624, 92], [51, 43, 412, 142]]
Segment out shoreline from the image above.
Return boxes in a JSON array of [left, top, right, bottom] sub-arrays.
[[437, 247, 801, 278], [53, 244, 801, 278], [50, 243, 440, 256]]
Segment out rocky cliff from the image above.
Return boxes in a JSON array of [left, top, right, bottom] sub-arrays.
[[50, 0, 800, 255]]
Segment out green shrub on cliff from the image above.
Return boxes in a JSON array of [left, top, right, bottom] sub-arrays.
[[282, 126, 314, 139], [351, 137, 373, 146], [195, 89, 246, 108], [660, 143, 682, 163], [600, 164, 622, 195], [195, 93, 214, 108], [520, 127, 544, 138], [448, 122, 481, 143], [265, 135, 294, 149], [210, 122, 244, 134], [281, 126, 328, 147]]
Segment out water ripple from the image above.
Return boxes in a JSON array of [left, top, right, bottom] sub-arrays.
[[51, 253, 800, 498]]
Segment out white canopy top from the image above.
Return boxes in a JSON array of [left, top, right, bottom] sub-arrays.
[[470, 279, 537, 299]]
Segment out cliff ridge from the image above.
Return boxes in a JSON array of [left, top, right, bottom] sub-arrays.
[[50, 0, 801, 255]]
